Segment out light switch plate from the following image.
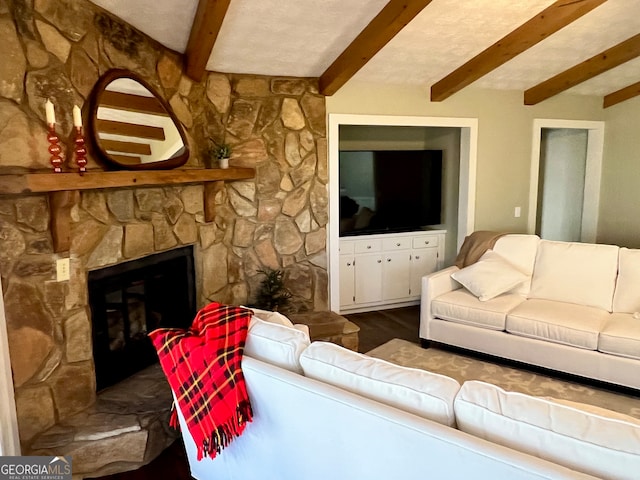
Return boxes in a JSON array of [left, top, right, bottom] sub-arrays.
[[56, 258, 70, 281]]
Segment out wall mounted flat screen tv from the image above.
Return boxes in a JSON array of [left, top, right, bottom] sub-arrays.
[[339, 150, 442, 236]]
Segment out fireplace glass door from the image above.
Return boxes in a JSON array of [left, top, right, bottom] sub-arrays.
[[89, 246, 196, 391]]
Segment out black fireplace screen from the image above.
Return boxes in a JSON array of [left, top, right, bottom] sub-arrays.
[[88, 246, 196, 391]]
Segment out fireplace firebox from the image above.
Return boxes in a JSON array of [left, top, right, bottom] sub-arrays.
[[88, 246, 196, 391]]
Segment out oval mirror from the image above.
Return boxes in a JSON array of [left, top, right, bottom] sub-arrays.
[[88, 69, 189, 170]]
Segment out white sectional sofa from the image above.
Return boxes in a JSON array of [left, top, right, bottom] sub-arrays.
[[171, 312, 640, 480], [420, 234, 640, 390]]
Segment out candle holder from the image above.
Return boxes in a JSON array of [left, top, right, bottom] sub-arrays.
[[74, 126, 87, 175], [47, 124, 63, 173]]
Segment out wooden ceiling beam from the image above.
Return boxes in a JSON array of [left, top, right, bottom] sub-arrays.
[[101, 139, 153, 156], [109, 154, 143, 166], [184, 0, 231, 82], [431, 0, 606, 102], [525, 33, 640, 105], [319, 0, 434, 96], [603, 80, 640, 108], [101, 91, 167, 116], [96, 120, 166, 141]]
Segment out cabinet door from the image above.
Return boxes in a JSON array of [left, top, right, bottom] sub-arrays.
[[409, 248, 438, 297], [339, 255, 355, 307], [354, 254, 383, 304], [382, 251, 411, 301]]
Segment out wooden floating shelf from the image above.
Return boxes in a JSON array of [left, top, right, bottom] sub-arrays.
[[0, 168, 256, 195], [0, 168, 256, 253]]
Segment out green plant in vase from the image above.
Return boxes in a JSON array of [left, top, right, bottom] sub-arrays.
[[207, 141, 232, 169]]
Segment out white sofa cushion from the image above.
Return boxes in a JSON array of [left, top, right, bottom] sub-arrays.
[[454, 380, 640, 480], [547, 397, 640, 422], [613, 248, 640, 313], [244, 316, 310, 374], [599, 313, 640, 360], [529, 240, 619, 311], [250, 307, 310, 336], [506, 299, 609, 350], [451, 250, 528, 301], [492, 234, 540, 295], [250, 307, 295, 327], [432, 289, 526, 331], [300, 342, 460, 427]]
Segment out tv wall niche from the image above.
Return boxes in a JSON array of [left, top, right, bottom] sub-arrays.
[[339, 149, 443, 236]]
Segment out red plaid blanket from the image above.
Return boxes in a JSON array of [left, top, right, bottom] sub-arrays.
[[149, 302, 253, 460]]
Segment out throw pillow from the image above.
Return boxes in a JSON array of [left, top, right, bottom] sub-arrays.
[[451, 250, 527, 301]]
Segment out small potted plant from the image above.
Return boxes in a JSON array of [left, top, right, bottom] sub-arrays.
[[208, 141, 231, 169], [254, 268, 292, 312]]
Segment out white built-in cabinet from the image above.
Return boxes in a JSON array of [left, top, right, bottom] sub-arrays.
[[339, 230, 446, 312]]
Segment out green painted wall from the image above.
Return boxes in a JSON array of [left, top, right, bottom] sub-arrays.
[[326, 83, 605, 236], [599, 96, 640, 248]]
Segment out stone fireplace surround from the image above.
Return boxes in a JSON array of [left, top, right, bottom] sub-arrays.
[[8, 186, 215, 479], [1, 1, 328, 476]]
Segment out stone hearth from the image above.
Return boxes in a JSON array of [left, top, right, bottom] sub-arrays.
[[29, 364, 177, 479]]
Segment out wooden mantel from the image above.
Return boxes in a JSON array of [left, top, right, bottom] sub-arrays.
[[0, 168, 255, 194], [0, 168, 255, 252]]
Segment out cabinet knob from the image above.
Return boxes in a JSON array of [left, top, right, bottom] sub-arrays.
[[346, 262, 351, 267], [396, 243, 401, 246], [425, 241, 430, 245], [367, 245, 372, 249], [415, 256, 420, 260], [377, 259, 382, 263], [387, 258, 391, 262]]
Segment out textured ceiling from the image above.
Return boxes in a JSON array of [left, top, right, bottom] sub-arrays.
[[89, 0, 640, 98]]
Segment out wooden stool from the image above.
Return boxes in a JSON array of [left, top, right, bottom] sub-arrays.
[[288, 311, 360, 352]]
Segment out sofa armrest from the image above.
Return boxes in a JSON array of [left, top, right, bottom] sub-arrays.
[[420, 266, 461, 340]]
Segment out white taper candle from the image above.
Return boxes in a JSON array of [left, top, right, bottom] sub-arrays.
[[73, 105, 82, 128], [45, 99, 56, 125]]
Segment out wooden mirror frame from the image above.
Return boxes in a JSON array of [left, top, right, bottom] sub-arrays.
[[88, 69, 190, 170]]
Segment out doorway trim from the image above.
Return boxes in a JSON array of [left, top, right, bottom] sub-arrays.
[[327, 113, 478, 312], [0, 280, 20, 455], [528, 119, 605, 242]]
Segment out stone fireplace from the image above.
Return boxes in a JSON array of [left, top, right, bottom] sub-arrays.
[[6, 185, 215, 478], [0, 1, 328, 476]]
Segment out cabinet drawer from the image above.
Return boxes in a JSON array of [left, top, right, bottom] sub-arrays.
[[412, 235, 438, 249], [383, 237, 411, 250], [339, 241, 354, 254], [354, 239, 381, 253]]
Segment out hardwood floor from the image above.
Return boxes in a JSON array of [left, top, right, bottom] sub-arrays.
[[86, 439, 193, 480], [345, 305, 420, 353], [89, 306, 420, 480]]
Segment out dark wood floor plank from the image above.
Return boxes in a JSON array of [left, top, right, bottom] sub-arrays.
[[345, 305, 420, 353]]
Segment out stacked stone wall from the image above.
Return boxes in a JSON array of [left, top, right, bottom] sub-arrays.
[[0, 0, 327, 450]]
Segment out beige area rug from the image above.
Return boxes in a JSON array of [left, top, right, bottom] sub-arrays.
[[367, 338, 640, 420]]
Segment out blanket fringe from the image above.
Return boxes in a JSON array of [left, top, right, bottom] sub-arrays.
[[198, 400, 253, 460], [169, 409, 180, 430]]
